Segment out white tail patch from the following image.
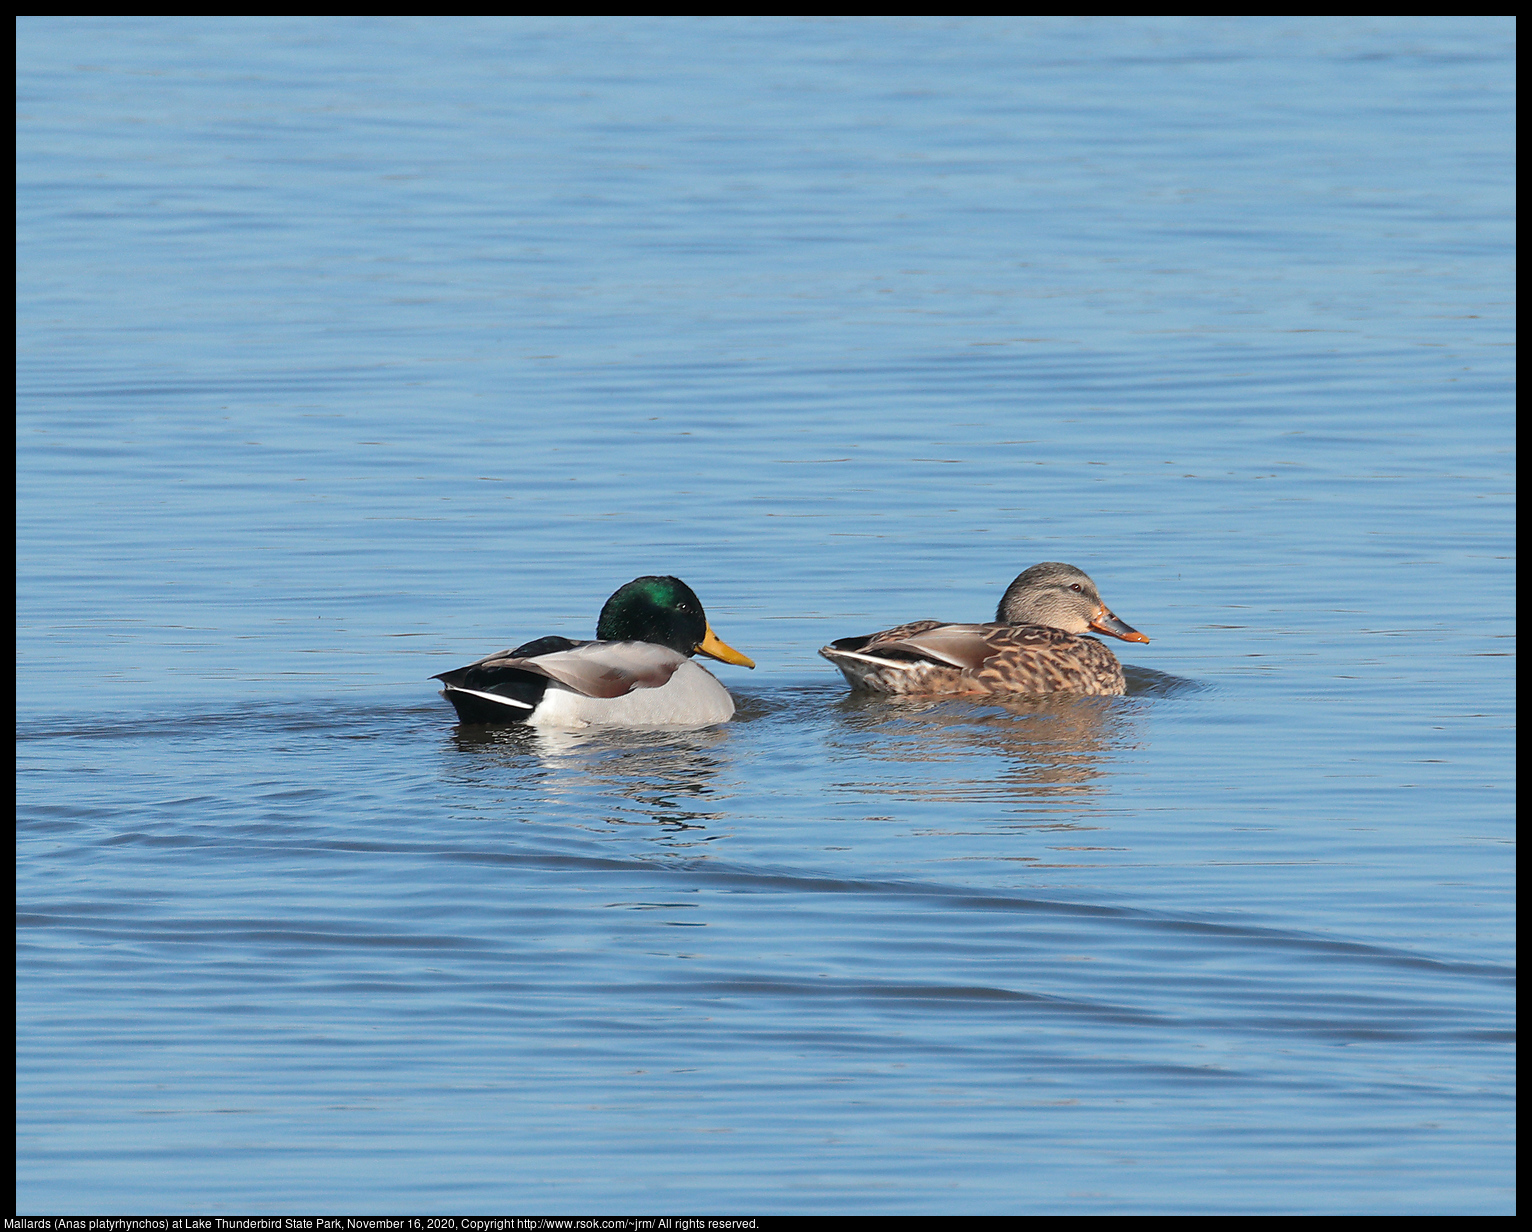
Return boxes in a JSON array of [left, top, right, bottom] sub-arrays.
[[444, 686, 534, 710], [824, 650, 919, 671]]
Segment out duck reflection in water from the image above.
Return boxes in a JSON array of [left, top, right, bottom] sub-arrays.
[[828, 689, 1141, 802], [450, 722, 731, 845]]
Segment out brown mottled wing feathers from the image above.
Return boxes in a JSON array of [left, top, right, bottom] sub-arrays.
[[869, 624, 996, 671], [821, 621, 1127, 696], [863, 619, 946, 643]]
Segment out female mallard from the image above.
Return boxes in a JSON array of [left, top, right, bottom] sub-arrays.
[[434, 576, 755, 727], [820, 562, 1149, 697]]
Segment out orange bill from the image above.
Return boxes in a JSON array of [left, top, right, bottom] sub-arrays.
[[1089, 605, 1150, 644]]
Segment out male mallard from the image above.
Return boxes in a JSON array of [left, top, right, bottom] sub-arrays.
[[434, 576, 755, 727], [820, 562, 1149, 697]]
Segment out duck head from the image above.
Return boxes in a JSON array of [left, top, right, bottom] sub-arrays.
[[996, 562, 1149, 643], [597, 576, 756, 666]]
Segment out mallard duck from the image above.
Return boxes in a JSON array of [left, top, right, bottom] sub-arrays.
[[434, 576, 755, 727], [820, 562, 1149, 697]]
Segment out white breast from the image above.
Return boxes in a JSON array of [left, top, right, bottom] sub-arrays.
[[528, 659, 736, 728]]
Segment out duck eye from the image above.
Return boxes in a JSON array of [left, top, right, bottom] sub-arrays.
[[1070, 584, 1082, 593]]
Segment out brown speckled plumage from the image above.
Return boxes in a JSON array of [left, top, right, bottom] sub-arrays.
[[820, 563, 1148, 698]]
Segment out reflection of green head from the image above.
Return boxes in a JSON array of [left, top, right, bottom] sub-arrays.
[[597, 576, 708, 655]]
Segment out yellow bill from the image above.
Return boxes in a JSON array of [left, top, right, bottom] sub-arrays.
[[697, 623, 756, 668]]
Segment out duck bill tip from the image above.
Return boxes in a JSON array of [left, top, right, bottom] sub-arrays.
[[698, 624, 756, 668], [1090, 607, 1150, 644]]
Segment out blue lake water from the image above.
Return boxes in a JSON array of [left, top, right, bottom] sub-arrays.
[[16, 16, 1514, 1214]]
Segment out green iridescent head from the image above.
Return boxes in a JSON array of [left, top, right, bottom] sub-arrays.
[[597, 576, 755, 666]]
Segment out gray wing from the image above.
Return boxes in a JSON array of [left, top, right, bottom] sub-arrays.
[[487, 640, 687, 700]]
